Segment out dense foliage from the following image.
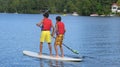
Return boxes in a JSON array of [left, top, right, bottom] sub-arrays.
[[0, 0, 118, 15]]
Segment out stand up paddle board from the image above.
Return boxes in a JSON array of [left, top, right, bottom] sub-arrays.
[[23, 50, 82, 62]]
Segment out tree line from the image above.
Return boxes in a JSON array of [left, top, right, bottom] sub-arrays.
[[0, 0, 118, 16]]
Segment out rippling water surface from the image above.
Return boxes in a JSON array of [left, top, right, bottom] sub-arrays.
[[0, 13, 120, 67]]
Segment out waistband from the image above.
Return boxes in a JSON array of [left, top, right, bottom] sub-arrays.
[[42, 30, 50, 31]]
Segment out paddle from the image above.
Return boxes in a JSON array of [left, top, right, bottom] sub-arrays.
[[53, 37, 79, 54]]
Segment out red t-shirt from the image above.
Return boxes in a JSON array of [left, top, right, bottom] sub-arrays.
[[57, 21, 65, 35], [42, 18, 52, 30]]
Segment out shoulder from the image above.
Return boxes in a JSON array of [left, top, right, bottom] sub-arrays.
[[48, 19, 52, 24], [42, 18, 45, 21], [47, 18, 52, 22], [60, 22, 64, 25], [61, 22, 64, 23], [61, 22, 65, 26], [47, 18, 51, 21]]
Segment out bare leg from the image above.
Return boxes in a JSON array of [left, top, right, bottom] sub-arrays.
[[40, 42, 43, 56], [60, 45, 64, 57], [54, 43, 59, 58], [48, 43, 52, 56]]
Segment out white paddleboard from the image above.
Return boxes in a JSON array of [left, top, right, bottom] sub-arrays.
[[23, 50, 82, 62]]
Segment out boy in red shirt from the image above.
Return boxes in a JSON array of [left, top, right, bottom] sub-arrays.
[[36, 13, 54, 56], [54, 16, 66, 57]]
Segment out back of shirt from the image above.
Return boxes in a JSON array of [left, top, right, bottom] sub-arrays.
[[57, 21, 65, 35], [42, 18, 52, 30]]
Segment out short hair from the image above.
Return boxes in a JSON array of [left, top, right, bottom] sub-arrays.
[[43, 13, 49, 18], [56, 16, 61, 21]]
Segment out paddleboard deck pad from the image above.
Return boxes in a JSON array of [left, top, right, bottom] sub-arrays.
[[23, 50, 82, 62]]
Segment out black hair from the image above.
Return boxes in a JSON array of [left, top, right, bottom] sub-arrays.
[[56, 16, 61, 21], [43, 13, 49, 18]]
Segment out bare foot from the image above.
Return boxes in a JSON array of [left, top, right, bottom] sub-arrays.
[[61, 55, 64, 58], [50, 54, 53, 57], [39, 53, 42, 57], [56, 55, 59, 58]]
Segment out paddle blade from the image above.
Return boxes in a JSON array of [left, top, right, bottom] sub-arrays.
[[72, 50, 79, 54]]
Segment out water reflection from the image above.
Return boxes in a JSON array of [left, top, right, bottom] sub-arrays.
[[40, 59, 43, 67], [40, 59, 64, 67], [48, 60, 53, 67], [55, 61, 64, 67]]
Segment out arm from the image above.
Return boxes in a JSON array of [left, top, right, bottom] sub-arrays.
[[64, 23, 66, 34], [51, 23, 55, 37], [36, 20, 43, 27], [63, 24, 66, 34], [64, 28, 66, 34], [55, 23, 58, 35]]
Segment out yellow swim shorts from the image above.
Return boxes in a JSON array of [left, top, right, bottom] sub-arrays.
[[55, 34, 64, 46], [40, 31, 51, 43]]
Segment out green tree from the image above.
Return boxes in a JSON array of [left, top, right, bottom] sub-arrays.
[[117, 0, 120, 5], [0, 0, 118, 15]]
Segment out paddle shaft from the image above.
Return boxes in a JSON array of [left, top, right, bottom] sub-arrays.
[[53, 37, 79, 54]]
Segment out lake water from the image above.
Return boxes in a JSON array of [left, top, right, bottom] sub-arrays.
[[0, 13, 120, 67]]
